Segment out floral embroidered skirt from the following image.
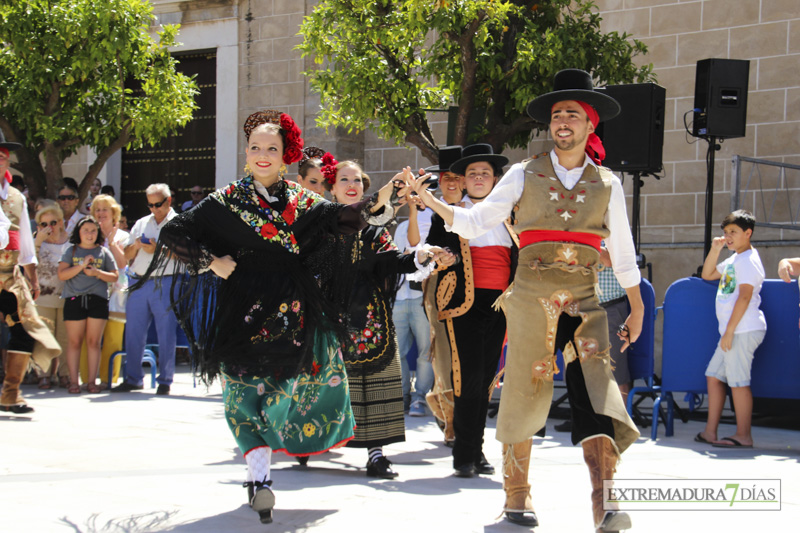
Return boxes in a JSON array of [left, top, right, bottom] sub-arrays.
[[221, 330, 355, 456]]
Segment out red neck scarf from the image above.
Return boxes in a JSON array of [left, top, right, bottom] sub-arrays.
[[576, 101, 604, 165], [0, 148, 11, 183], [553, 101, 605, 165]]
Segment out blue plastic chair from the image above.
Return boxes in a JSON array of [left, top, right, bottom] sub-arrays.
[[650, 277, 800, 439], [624, 278, 659, 429], [651, 277, 718, 439], [107, 348, 157, 389]]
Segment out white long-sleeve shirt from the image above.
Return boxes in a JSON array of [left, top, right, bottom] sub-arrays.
[[0, 206, 10, 250], [395, 208, 433, 300], [448, 150, 640, 289]]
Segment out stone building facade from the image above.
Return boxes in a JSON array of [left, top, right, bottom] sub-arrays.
[[63, 0, 799, 300]]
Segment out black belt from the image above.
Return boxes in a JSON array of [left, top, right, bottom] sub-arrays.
[[409, 281, 422, 291], [600, 295, 627, 308]]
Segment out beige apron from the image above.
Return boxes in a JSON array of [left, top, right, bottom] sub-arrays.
[[494, 156, 639, 453]]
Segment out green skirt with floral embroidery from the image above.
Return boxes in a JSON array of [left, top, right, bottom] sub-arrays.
[[221, 330, 355, 456]]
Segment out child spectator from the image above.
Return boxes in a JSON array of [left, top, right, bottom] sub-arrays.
[[57, 217, 118, 393], [698, 209, 766, 448]]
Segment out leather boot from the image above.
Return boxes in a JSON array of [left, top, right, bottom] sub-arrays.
[[0, 351, 34, 413], [426, 388, 456, 446], [502, 439, 538, 527], [441, 389, 455, 446], [582, 436, 631, 532]]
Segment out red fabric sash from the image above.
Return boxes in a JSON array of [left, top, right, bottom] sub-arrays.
[[470, 246, 511, 291], [519, 230, 601, 252], [5, 230, 20, 251]]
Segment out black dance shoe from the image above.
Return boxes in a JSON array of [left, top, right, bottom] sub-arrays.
[[0, 404, 34, 414], [505, 510, 539, 527], [474, 453, 495, 475], [366, 456, 399, 479], [453, 464, 476, 478], [243, 479, 275, 524]]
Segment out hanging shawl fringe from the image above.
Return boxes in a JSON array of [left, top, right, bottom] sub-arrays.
[[131, 196, 351, 384]]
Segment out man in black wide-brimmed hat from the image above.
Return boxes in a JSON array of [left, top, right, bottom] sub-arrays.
[[411, 69, 642, 532], [0, 130, 61, 414]]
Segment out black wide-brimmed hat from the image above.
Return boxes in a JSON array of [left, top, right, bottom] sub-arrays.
[[0, 129, 22, 151], [425, 145, 463, 173], [526, 69, 621, 124], [449, 144, 508, 176]]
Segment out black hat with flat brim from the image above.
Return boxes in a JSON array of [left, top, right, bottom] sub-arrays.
[[526, 69, 621, 124], [0, 129, 22, 151], [425, 145, 463, 173], [449, 144, 508, 176]]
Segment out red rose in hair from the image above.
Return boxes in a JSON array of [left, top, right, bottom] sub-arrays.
[[321, 152, 338, 185], [261, 223, 278, 239], [279, 113, 304, 164]]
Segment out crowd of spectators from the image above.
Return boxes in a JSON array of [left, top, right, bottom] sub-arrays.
[[0, 177, 199, 397]]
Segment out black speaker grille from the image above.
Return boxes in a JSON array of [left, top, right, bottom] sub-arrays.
[[596, 83, 666, 174]]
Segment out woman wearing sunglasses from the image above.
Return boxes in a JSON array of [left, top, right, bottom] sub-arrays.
[[33, 204, 71, 389]]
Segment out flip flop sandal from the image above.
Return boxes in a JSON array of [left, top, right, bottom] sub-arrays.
[[58, 376, 71, 389], [694, 432, 711, 444], [712, 437, 753, 448], [86, 383, 103, 394], [68, 383, 81, 394], [38, 378, 52, 390]]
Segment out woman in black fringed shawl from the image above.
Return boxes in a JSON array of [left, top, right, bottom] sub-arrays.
[[319, 159, 456, 479], [137, 110, 403, 525]]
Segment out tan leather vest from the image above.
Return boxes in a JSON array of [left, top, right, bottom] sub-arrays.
[[515, 154, 613, 239]]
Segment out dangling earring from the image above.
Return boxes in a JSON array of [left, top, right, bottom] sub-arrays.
[[278, 164, 287, 180], [244, 163, 253, 177]]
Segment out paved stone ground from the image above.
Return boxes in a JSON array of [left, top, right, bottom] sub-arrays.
[[2, 365, 798, 532]]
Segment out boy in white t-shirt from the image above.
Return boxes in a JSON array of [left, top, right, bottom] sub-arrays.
[[698, 210, 766, 448]]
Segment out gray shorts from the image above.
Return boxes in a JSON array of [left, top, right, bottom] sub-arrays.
[[705, 330, 766, 388]]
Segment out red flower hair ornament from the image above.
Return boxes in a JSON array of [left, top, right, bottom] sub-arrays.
[[321, 153, 339, 185], [243, 110, 304, 165]]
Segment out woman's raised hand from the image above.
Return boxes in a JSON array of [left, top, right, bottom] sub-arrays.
[[210, 254, 237, 280]]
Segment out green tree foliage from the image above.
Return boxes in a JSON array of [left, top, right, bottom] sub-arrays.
[[0, 0, 198, 200], [299, 0, 653, 163]]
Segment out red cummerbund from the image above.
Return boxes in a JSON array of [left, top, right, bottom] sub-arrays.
[[4, 230, 20, 251], [519, 230, 601, 252], [470, 245, 512, 291]]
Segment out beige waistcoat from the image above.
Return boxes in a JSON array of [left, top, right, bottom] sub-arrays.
[[494, 155, 639, 453]]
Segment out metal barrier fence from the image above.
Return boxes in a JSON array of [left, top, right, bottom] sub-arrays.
[[731, 155, 800, 231]]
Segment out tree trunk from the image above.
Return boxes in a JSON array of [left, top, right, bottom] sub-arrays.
[[42, 142, 64, 200]]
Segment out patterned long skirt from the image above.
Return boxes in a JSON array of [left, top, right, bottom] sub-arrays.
[[346, 350, 406, 448], [222, 330, 355, 456]]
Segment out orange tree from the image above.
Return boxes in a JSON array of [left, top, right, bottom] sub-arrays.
[[299, 0, 653, 164], [0, 0, 197, 201]]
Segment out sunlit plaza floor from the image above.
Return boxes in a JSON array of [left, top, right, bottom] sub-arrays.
[[2, 365, 798, 533]]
